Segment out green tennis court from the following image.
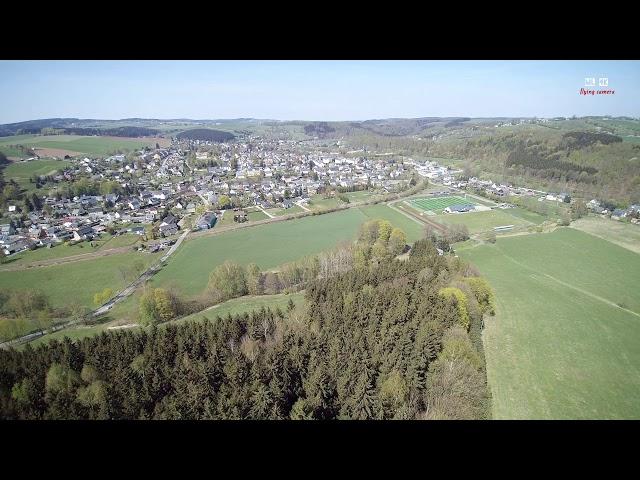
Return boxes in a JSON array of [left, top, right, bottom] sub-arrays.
[[410, 196, 477, 212]]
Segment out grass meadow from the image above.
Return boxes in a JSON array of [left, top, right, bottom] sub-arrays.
[[458, 228, 640, 419]]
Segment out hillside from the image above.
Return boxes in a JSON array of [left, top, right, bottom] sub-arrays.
[[0, 236, 492, 420], [176, 128, 236, 142]]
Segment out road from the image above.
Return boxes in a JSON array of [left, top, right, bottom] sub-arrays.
[[1, 182, 433, 349], [93, 228, 189, 316]]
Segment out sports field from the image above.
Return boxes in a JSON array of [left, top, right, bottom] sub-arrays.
[[458, 228, 640, 419], [410, 195, 476, 212]]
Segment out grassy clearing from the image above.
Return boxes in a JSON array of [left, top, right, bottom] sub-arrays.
[[173, 292, 305, 326], [23, 324, 110, 350], [307, 195, 342, 210], [265, 204, 305, 216], [458, 228, 640, 419], [3, 159, 71, 187], [247, 210, 269, 221], [0, 146, 29, 158], [1, 234, 142, 268]]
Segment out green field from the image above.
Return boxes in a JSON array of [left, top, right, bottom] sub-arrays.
[[1, 234, 142, 267], [247, 210, 269, 221], [0, 134, 160, 156], [307, 194, 343, 210], [571, 216, 640, 254], [0, 251, 161, 309], [265, 204, 305, 216], [435, 208, 536, 234], [151, 208, 370, 296], [411, 195, 477, 212], [458, 228, 640, 419], [173, 292, 305, 325], [3, 159, 72, 186]]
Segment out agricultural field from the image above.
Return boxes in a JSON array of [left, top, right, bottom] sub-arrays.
[[0, 134, 166, 157], [458, 228, 640, 419], [0, 251, 162, 309], [571, 216, 640, 254], [151, 208, 372, 297], [410, 195, 477, 212]]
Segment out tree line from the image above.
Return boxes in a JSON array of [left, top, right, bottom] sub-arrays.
[[0, 231, 494, 419]]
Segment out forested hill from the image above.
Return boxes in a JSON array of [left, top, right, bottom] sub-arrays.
[[0, 234, 493, 420], [426, 129, 640, 205], [176, 129, 236, 142]]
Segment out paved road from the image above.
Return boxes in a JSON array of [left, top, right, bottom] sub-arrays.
[[1, 182, 433, 349], [93, 228, 189, 316]]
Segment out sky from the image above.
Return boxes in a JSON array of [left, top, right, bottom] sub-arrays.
[[0, 60, 638, 124]]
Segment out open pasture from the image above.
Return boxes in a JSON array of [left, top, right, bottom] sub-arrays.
[[458, 228, 640, 419]]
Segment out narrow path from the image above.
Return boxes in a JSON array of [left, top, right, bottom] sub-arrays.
[[296, 200, 311, 212], [496, 245, 640, 319], [258, 205, 275, 218], [93, 228, 190, 316]]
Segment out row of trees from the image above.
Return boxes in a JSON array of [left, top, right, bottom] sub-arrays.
[[0, 231, 493, 419], [0, 290, 54, 342]]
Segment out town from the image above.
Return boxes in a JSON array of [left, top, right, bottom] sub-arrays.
[[1, 135, 423, 257], [3, 132, 640, 259]]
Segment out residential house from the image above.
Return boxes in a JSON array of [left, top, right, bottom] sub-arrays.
[[73, 225, 95, 241], [196, 212, 217, 230]]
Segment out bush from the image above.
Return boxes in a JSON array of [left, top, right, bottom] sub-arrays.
[[139, 288, 181, 325]]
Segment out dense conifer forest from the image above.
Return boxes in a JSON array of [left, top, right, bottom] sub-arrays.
[[0, 234, 493, 420]]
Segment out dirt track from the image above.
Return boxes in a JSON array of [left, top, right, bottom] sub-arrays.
[[0, 245, 138, 271]]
